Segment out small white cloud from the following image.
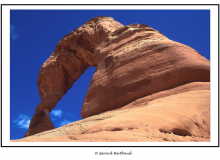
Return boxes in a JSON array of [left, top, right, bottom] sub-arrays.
[[51, 109, 63, 118], [67, 112, 75, 117], [10, 24, 19, 41], [59, 119, 73, 127], [13, 114, 31, 129]]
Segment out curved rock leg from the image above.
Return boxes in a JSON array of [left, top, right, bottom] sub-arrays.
[[24, 108, 54, 138], [24, 16, 123, 137], [24, 55, 89, 137]]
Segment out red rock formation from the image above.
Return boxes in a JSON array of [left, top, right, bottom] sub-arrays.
[[24, 16, 123, 137], [35, 16, 123, 113], [24, 16, 210, 139], [81, 23, 210, 118]]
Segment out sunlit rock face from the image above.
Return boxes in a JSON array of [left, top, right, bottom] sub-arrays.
[[15, 82, 210, 142], [23, 16, 210, 139], [80, 20, 210, 119]]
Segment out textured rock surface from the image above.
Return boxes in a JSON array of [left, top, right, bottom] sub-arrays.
[[23, 16, 210, 139], [12, 82, 210, 142], [81, 24, 210, 118], [35, 16, 123, 113], [24, 16, 123, 137]]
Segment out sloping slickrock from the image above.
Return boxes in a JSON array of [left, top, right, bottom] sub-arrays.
[[12, 82, 210, 142]]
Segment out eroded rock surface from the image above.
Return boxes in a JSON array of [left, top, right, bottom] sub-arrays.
[[24, 16, 123, 137], [23, 16, 210, 140], [36, 16, 123, 113], [81, 23, 209, 118], [13, 82, 210, 142]]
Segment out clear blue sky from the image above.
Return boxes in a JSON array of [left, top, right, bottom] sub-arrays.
[[10, 10, 210, 140]]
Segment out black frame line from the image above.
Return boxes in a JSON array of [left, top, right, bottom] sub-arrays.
[[1, 3, 219, 148]]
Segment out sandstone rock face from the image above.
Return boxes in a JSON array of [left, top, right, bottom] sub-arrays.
[[13, 82, 210, 142], [23, 16, 210, 139], [24, 16, 123, 137], [81, 23, 210, 118], [35, 16, 123, 113]]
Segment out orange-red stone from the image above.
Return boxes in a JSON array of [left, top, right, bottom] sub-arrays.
[[23, 16, 210, 140]]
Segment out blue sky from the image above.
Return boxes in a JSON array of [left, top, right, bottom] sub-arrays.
[[10, 10, 210, 140]]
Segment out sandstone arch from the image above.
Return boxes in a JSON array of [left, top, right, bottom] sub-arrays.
[[24, 16, 209, 137]]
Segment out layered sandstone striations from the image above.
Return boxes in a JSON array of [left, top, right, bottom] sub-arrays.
[[35, 16, 123, 113], [23, 16, 210, 140], [81, 23, 209, 118]]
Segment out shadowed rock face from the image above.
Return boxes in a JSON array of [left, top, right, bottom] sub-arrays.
[[24, 16, 210, 138], [24, 108, 54, 138]]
